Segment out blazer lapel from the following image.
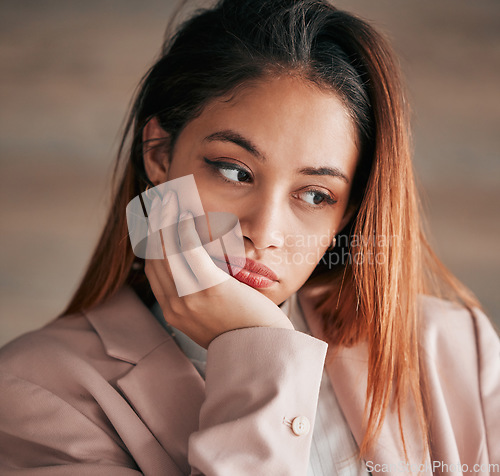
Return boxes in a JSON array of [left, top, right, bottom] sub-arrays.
[[297, 285, 432, 475], [85, 286, 205, 475], [84, 284, 433, 474]]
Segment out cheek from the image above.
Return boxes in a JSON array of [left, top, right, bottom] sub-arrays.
[[277, 230, 331, 274], [193, 175, 229, 212], [192, 172, 248, 219]]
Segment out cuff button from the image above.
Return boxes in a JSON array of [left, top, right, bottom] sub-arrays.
[[291, 416, 310, 436]]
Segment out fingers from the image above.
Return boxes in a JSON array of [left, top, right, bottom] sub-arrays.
[[150, 191, 181, 257], [177, 211, 230, 291], [147, 189, 229, 298], [144, 259, 173, 303], [152, 190, 200, 296], [146, 190, 193, 298]]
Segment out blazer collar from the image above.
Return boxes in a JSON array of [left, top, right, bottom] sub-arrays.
[[83, 285, 170, 364], [297, 285, 432, 475], [84, 284, 432, 473], [83, 286, 205, 475]]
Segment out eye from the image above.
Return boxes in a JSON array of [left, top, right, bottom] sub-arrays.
[[204, 157, 336, 208], [204, 158, 252, 183], [219, 166, 251, 183], [297, 189, 337, 207]]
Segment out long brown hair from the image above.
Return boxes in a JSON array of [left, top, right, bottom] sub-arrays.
[[62, 0, 483, 461]]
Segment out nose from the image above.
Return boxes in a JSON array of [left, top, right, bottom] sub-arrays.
[[239, 193, 286, 251]]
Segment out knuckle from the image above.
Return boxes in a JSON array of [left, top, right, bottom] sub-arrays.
[[182, 294, 203, 314], [169, 298, 186, 317], [177, 218, 189, 233]]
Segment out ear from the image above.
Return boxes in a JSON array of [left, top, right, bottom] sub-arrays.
[[142, 117, 170, 185]]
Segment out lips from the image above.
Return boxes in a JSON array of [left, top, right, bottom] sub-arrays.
[[231, 257, 278, 280], [210, 255, 279, 288]]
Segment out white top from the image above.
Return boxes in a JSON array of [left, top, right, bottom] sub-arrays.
[[150, 293, 369, 476]]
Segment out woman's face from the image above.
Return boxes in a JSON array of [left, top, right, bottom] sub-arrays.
[[145, 75, 359, 305]]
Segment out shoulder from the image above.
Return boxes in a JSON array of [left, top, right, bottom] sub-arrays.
[[417, 293, 499, 347], [0, 285, 167, 397], [0, 307, 131, 399], [417, 293, 499, 380], [0, 311, 97, 374], [417, 295, 500, 463], [0, 309, 144, 470]]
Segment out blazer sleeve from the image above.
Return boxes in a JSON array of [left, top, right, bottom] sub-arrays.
[[473, 307, 500, 466], [0, 371, 142, 475], [187, 326, 328, 476]]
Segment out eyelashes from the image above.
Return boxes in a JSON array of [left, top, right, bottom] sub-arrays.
[[299, 189, 337, 206], [203, 157, 338, 208], [203, 157, 251, 184], [205, 158, 252, 183]]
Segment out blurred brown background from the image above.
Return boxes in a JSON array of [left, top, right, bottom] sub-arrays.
[[1, 0, 499, 346]]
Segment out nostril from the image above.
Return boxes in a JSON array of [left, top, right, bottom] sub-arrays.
[[247, 231, 284, 250], [240, 209, 286, 249], [270, 230, 285, 247]]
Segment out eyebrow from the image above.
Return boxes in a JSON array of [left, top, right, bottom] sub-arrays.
[[204, 129, 350, 184]]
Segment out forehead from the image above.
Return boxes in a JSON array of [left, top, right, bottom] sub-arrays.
[[204, 75, 355, 136], [182, 75, 359, 176]]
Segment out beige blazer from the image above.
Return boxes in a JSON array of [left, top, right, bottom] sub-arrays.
[[0, 285, 498, 475]]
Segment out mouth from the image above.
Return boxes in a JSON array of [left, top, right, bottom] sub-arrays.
[[210, 255, 279, 289]]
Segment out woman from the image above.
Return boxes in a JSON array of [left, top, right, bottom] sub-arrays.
[[0, 0, 498, 474]]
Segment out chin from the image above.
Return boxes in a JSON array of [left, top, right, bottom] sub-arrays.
[[258, 286, 293, 306], [248, 286, 279, 304]]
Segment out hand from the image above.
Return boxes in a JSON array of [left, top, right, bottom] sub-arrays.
[[144, 190, 294, 349]]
